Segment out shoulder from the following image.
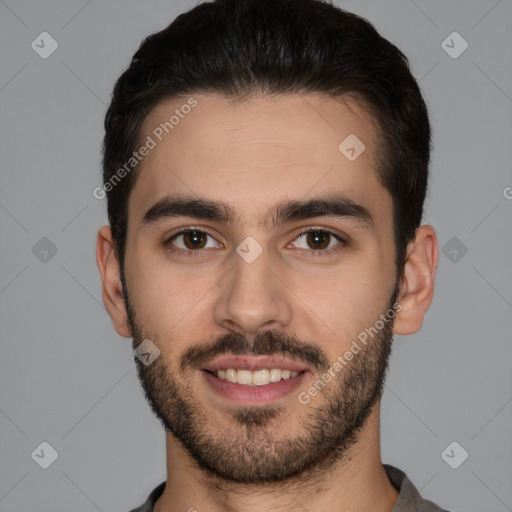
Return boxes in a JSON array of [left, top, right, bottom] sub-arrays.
[[128, 481, 166, 512], [384, 464, 452, 512]]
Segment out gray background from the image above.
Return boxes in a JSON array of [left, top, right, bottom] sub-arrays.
[[0, 0, 511, 510]]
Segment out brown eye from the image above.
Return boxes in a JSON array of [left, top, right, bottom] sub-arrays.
[[289, 229, 346, 257], [167, 229, 219, 253], [305, 230, 331, 250], [181, 230, 208, 249]]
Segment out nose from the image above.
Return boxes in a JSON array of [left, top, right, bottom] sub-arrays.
[[213, 247, 293, 335]]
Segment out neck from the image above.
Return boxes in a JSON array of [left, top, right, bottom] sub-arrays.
[[154, 404, 399, 512]]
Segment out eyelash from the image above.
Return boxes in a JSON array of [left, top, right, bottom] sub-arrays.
[[164, 227, 347, 259]]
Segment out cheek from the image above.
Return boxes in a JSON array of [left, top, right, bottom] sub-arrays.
[[127, 248, 218, 338], [343, 265, 396, 342], [293, 258, 393, 355]]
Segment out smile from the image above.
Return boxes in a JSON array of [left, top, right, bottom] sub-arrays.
[[205, 368, 301, 386]]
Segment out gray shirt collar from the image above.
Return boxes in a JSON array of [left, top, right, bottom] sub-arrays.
[[130, 464, 450, 512]]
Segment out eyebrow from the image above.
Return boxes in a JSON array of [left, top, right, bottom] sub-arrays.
[[140, 194, 374, 231]]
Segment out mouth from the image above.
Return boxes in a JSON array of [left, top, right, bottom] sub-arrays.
[[200, 355, 310, 404], [203, 368, 302, 385]]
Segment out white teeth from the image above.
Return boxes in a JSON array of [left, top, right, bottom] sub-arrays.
[[225, 368, 237, 383], [269, 369, 282, 382], [237, 369, 252, 385], [252, 369, 270, 386], [212, 368, 300, 385]]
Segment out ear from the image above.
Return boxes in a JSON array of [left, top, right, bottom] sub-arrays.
[[96, 225, 131, 338], [393, 224, 439, 335]]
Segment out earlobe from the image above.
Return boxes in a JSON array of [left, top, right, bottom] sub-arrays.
[[96, 225, 132, 338], [393, 224, 439, 336]]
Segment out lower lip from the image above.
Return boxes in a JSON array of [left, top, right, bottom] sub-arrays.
[[201, 370, 307, 405]]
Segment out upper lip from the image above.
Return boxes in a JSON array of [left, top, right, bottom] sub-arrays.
[[201, 355, 310, 373]]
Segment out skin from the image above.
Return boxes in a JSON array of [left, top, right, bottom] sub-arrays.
[[96, 93, 438, 512]]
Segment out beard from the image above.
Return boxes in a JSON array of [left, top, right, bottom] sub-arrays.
[[123, 278, 399, 485]]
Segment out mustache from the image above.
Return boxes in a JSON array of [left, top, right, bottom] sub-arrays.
[[180, 329, 329, 373]]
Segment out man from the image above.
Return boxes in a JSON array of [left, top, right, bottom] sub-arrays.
[[96, 0, 447, 510]]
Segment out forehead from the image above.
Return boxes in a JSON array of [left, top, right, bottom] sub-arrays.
[[128, 93, 390, 230]]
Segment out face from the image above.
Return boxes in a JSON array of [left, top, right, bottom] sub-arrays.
[[121, 93, 400, 483]]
